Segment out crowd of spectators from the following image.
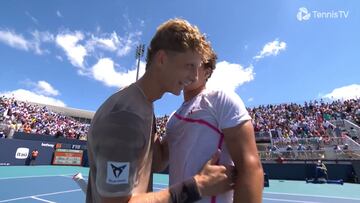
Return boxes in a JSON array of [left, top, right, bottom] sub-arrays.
[[0, 96, 89, 140], [1, 96, 359, 145], [156, 114, 169, 138], [248, 99, 360, 143]]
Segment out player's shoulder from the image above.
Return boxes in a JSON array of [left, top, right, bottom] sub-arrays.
[[97, 110, 145, 130], [90, 110, 147, 149], [203, 88, 243, 103]]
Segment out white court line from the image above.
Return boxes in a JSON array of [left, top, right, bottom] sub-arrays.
[[0, 174, 75, 180], [0, 189, 80, 202], [152, 183, 167, 186], [59, 175, 88, 181], [264, 198, 320, 203], [264, 192, 360, 201], [31, 196, 56, 203]]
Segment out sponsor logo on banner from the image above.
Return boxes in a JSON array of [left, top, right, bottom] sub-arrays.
[[41, 143, 55, 148], [71, 144, 81, 150], [15, 148, 29, 159], [106, 162, 129, 184]]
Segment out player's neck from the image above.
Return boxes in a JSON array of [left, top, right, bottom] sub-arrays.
[[183, 85, 206, 102], [136, 72, 164, 103]]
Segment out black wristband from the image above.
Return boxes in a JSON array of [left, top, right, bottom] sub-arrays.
[[169, 177, 202, 203]]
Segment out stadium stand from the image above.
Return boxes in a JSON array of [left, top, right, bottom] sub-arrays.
[[1, 96, 359, 154], [0, 96, 90, 140], [1, 96, 360, 182]]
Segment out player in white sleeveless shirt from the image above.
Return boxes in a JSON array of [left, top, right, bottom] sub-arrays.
[[162, 52, 264, 203]]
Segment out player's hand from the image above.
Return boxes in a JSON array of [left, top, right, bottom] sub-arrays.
[[194, 150, 233, 197]]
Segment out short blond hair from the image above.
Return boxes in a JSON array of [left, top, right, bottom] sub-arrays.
[[146, 18, 212, 69]]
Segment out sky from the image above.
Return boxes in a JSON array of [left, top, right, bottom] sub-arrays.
[[0, 0, 359, 116]]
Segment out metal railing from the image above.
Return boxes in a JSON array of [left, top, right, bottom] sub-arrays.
[[259, 149, 360, 161]]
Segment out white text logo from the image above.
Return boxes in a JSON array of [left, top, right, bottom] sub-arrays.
[[15, 148, 29, 159], [297, 7, 349, 21], [41, 143, 54, 148]]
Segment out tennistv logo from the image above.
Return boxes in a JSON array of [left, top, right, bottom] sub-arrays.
[[297, 7, 349, 21], [297, 7, 311, 21]]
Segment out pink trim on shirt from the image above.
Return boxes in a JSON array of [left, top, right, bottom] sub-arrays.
[[173, 113, 224, 151]]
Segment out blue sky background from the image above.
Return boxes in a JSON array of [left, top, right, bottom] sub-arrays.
[[0, 0, 359, 116]]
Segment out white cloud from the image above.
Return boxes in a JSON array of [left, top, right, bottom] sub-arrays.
[[56, 10, 63, 18], [21, 79, 60, 96], [91, 59, 254, 91], [31, 30, 54, 42], [0, 29, 53, 55], [115, 31, 142, 57], [53, 29, 143, 84], [207, 61, 255, 92], [0, 30, 31, 51], [323, 84, 360, 101], [87, 32, 119, 52], [86, 31, 141, 57], [56, 32, 87, 68], [254, 39, 287, 60], [31, 30, 54, 55], [0, 89, 65, 107], [117, 35, 135, 57], [55, 30, 141, 71], [0, 26, 142, 88], [91, 58, 145, 88], [35, 81, 59, 96], [248, 97, 254, 102], [1, 80, 64, 106]]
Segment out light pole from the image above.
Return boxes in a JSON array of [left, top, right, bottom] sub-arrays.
[[135, 44, 145, 81]]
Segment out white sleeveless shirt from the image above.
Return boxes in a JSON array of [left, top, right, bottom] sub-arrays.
[[165, 89, 251, 203]]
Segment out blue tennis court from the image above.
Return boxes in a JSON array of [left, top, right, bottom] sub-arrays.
[[1, 166, 360, 203]]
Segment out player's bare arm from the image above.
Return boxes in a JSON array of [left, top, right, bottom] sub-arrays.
[[223, 120, 264, 203]]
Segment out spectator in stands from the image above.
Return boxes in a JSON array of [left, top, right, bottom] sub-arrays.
[[334, 126, 342, 137], [333, 144, 341, 151], [353, 137, 360, 144], [305, 145, 313, 158], [306, 145, 313, 151], [285, 144, 294, 159], [286, 144, 293, 151], [276, 156, 284, 164], [297, 144, 306, 158], [270, 145, 280, 159]]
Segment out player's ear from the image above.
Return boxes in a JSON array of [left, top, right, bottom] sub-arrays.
[[154, 50, 167, 67], [205, 69, 211, 79]]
